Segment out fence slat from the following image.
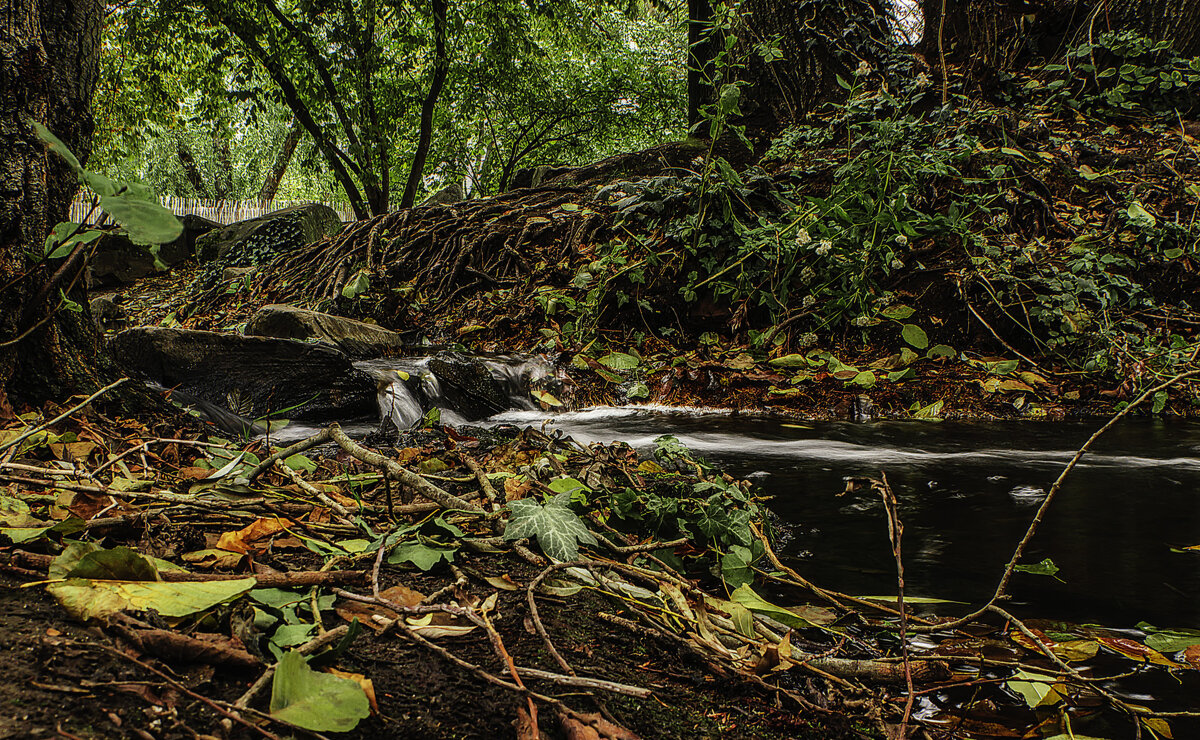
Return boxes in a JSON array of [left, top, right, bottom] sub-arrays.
[[68, 191, 355, 226]]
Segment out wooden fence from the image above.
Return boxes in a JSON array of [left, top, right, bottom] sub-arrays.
[[69, 192, 356, 226]]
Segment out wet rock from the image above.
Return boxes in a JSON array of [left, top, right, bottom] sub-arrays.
[[419, 183, 463, 207], [426, 352, 509, 420], [245, 304, 410, 359], [109, 327, 377, 423], [86, 230, 190, 287], [222, 266, 258, 283], [195, 203, 343, 263], [509, 165, 575, 190], [86, 215, 218, 287], [89, 294, 127, 329]]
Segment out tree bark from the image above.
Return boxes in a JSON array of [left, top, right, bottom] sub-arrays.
[[0, 0, 113, 411], [736, 0, 894, 129], [401, 0, 449, 209], [258, 120, 301, 202], [922, 0, 1200, 79], [687, 0, 715, 129], [174, 130, 208, 197]]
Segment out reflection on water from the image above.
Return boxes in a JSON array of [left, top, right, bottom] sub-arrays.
[[491, 407, 1200, 627]]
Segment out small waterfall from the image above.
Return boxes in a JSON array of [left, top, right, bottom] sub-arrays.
[[484, 355, 555, 410], [375, 369, 423, 429], [354, 353, 551, 429]]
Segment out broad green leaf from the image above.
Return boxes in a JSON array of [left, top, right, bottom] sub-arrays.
[[1137, 623, 1200, 653], [547, 477, 590, 496], [627, 381, 649, 400], [47, 577, 256, 621], [98, 193, 183, 246], [270, 651, 369, 732], [283, 454, 318, 473], [887, 368, 916, 382], [504, 492, 597, 562], [728, 584, 816, 629], [851, 370, 876, 388], [31, 121, 83, 175], [1164, 247, 1184, 259], [769, 353, 808, 368], [532, 389, 563, 407], [900, 324, 929, 350], [926, 344, 956, 360], [1126, 201, 1156, 228], [66, 546, 160, 581], [720, 546, 755, 588], [598, 352, 640, 371], [272, 623, 318, 648], [387, 542, 455, 570], [341, 270, 370, 299], [1006, 669, 1062, 708], [44, 223, 102, 259], [879, 304, 915, 320]]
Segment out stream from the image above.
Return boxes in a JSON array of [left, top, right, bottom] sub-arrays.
[[490, 406, 1200, 630]]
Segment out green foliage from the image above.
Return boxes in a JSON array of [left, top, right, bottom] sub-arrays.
[[504, 492, 598, 562], [270, 651, 370, 732], [1023, 32, 1200, 119]]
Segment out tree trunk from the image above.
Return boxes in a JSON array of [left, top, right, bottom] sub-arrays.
[[922, 0, 1200, 79], [687, 0, 715, 129], [0, 0, 114, 411], [174, 131, 208, 197], [736, 0, 894, 129], [212, 131, 233, 199], [1103, 0, 1200, 56], [400, 0, 448, 209], [258, 120, 301, 202]]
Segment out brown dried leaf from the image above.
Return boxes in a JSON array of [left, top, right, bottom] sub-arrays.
[[557, 710, 640, 740], [215, 517, 293, 554]]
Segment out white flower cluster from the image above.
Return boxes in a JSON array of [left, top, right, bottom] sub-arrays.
[[798, 332, 818, 348], [895, 234, 908, 246], [800, 266, 816, 282], [890, 258, 904, 270], [815, 240, 832, 256], [802, 294, 816, 308], [852, 315, 871, 327], [855, 60, 872, 77], [994, 212, 1010, 227], [916, 72, 931, 88], [795, 228, 812, 246]]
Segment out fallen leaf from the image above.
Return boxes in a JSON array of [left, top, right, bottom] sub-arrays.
[[216, 517, 293, 554], [557, 709, 640, 740]]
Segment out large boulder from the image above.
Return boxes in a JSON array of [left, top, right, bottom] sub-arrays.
[[426, 352, 509, 420], [109, 327, 377, 423], [245, 304, 410, 358], [195, 203, 343, 263], [86, 215, 219, 287]]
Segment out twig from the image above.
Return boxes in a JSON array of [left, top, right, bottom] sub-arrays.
[[326, 424, 483, 512], [0, 378, 128, 455], [88, 640, 284, 740], [243, 427, 333, 483], [457, 451, 500, 512], [875, 474, 915, 739]]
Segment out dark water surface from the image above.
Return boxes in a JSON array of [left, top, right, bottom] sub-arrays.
[[492, 407, 1200, 629]]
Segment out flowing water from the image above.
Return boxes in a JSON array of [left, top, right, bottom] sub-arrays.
[[491, 406, 1200, 629]]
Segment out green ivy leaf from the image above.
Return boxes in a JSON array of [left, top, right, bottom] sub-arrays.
[[879, 304, 915, 320], [504, 492, 597, 562]]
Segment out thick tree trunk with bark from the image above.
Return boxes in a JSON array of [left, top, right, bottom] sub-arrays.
[[0, 0, 112, 411], [923, 0, 1200, 78], [736, 0, 894, 129]]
